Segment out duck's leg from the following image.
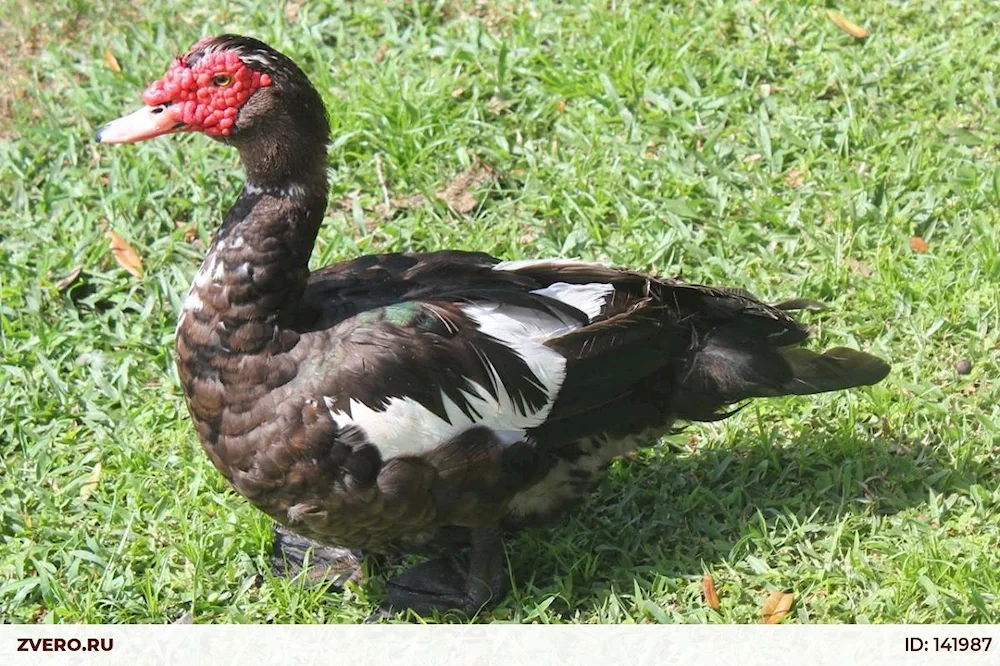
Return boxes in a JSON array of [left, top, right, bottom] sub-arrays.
[[271, 523, 365, 588], [383, 525, 507, 616]]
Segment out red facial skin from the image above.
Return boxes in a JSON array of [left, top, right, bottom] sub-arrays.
[[142, 47, 272, 136]]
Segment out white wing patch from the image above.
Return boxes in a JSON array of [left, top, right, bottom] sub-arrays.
[[493, 259, 615, 321], [493, 258, 585, 271], [462, 301, 572, 402], [531, 282, 613, 321], [326, 302, 576, 460]]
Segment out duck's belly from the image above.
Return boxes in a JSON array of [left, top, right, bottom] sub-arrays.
[[223, 420, 670, 553], [506, 426, 671, 526]]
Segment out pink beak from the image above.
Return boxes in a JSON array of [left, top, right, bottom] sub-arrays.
[[95, 104, 184, 144]]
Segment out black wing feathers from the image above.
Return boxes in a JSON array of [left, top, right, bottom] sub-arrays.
[[301, 252, 888, 437], [323, 301, 551, 423]]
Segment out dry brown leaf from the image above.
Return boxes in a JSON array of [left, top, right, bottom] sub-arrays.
[[392, 194, 426, 210], [784, 169, 804, 188], [827, 10, 869, 39], [745, 153, 763, 162], [374, 43, 390, 64], [104, 50, 122, 73], [486, 95, 512, 115], [909, 236, 929, 254], [760, 591, 795, 624], [703, 574, 721, 611], [847, 258, 872, 277], [374, 193, 426, 220], [106, 230, 143, 277], [285, 0, 302, 23], [556, 99, 567, 114], [55, 266, 83, 292], [80, 462, 102, 501], [436, 162, 496, 214]]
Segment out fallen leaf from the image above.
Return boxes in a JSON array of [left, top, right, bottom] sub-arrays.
[[104, 50, 122, 73], [284, 0, 302, 23], [374, 43, 390, 64], [451, 87, 466, 99], [760, 591, 795, 624], [374, 194, 426, 220], [848, 259, 873, 277], [784, 168, 804, 188], [556, 99, 566, 114], [703, 574, 721, 610], [486, 94, 512, 115], [827, 10, 869, 39], [80, 462, 102, 501], [55, 266, 83, 292], [393, 194, 426, 210], [909, 236, 929, 254], [436, 162, 496, 214], [106, 230, 143, 277], [745, 153, 763, 162]]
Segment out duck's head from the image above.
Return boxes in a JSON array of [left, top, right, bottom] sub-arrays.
[[96, 35, 329, 149]]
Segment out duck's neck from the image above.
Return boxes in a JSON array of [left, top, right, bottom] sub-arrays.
[[178, 139, 328, 355]]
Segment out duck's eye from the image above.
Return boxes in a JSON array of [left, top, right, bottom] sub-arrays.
[[212, 73, 234, 87]]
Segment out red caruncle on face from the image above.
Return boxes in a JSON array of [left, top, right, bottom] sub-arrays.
[[142, 50, 272, 136]]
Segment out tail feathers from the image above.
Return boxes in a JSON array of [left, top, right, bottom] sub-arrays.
[[778, 346, 890, 395], [772, 297, 827, 313], [672, 330, 890, 422]]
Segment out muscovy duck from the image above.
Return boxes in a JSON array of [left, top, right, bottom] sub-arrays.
[[97, 35, 890, 616]]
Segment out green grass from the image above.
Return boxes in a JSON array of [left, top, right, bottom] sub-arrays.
[[2, 0, 999, 624]]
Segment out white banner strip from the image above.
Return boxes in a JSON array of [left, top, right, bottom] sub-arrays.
[[2, 625, 999, 665]]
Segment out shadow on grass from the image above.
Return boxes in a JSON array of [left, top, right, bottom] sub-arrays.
[[502, 425, 961, 618]]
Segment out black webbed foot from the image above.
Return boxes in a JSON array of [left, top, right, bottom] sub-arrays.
[[379, 526, 508, 617], [270, 523, 364, 589], [385, 555, 479, 615]]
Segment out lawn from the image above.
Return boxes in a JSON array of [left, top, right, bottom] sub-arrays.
[[1, 0, 999, 624]]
